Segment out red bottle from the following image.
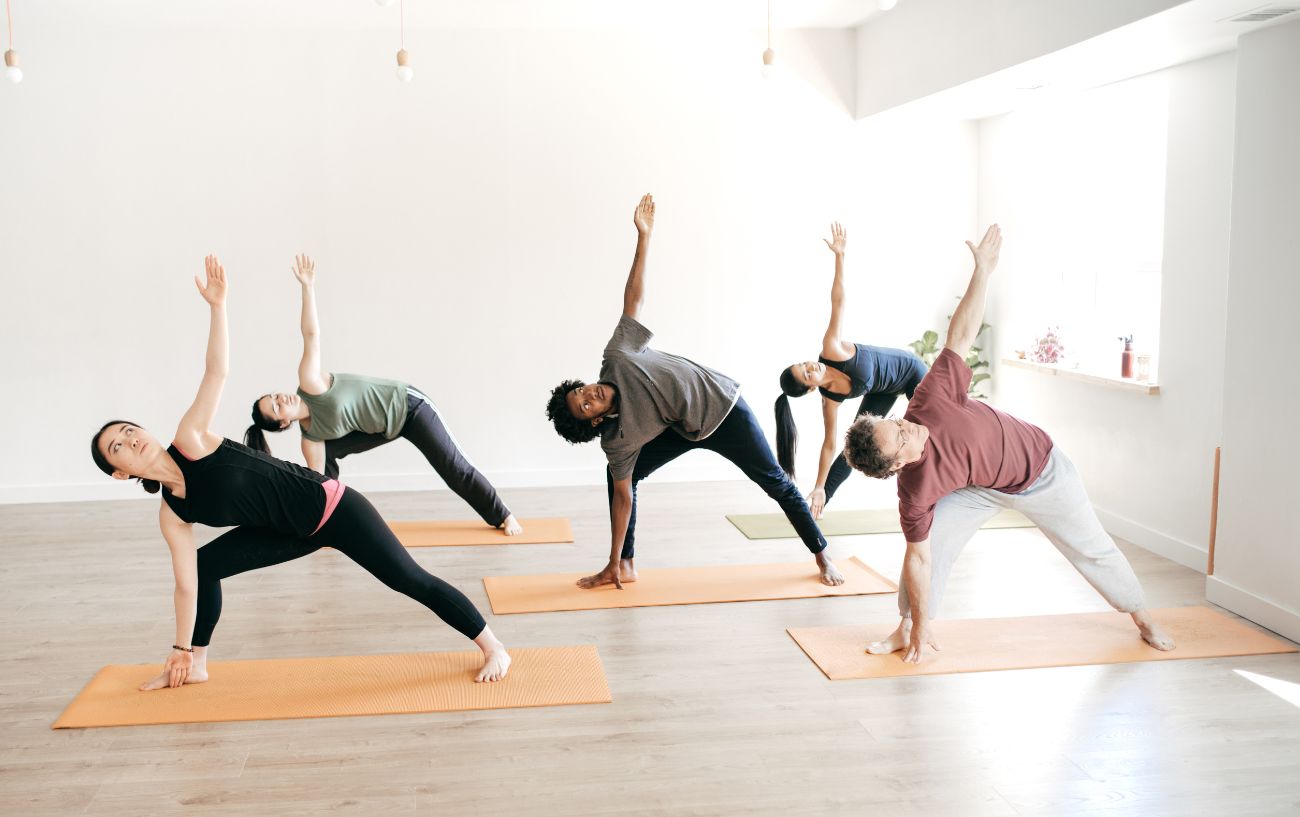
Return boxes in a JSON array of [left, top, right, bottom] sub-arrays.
[[1119, 336, 1134, 378]]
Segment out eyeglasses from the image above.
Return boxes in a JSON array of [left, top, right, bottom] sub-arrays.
[[889, 417, 909, 461]]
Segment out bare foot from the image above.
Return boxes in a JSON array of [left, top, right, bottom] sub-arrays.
[[866, 619, 911, 655], [137, 665, 209, 692], [619, 558, 638, 584], [816, 553, 845, 586], [499, 514, 523, 536], [1132, 610, 1176, 651], [473, 628, 511, 683]]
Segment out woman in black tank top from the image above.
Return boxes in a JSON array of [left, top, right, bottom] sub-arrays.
[[90, 257, 510, 692], [773, 224, 928, 517]]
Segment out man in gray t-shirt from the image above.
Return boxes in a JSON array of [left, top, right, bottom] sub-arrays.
[[544, 194, 842, 591]]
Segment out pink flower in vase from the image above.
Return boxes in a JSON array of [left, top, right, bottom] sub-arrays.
[[1030, 327, 1065, 364]]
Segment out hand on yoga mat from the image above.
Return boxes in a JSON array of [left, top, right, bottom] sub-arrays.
[[138, 649, 195, 691], [576, 560, 624, 590], [903, 621, 941, 665]]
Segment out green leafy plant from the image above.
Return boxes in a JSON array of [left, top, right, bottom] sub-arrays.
[[909, 321, 992, 398]]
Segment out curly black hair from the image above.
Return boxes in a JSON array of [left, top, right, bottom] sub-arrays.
[[842, 414, 898, 479], [545, 379, 602, 445]]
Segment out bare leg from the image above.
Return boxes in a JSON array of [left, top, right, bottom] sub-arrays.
[[866, 618, 911, 655], [1131, 609, 1175, 651], [138, 646, 210, 691], [473, 626, 512, 683]]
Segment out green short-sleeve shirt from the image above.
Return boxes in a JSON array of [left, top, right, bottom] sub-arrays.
[[298, 373, 410, 442]]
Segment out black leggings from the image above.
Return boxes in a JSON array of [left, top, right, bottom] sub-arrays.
[[192, 488, 487, 647], [323, 388, 510, 527]]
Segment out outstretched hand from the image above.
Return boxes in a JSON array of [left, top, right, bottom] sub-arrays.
[[903, 620, 941, 664], [965, 224, 1002, 273], [634, 194, 655, 235], [195, 255, 227, 306], [823, 222, 846, 256], [291, 254, 315, 286]]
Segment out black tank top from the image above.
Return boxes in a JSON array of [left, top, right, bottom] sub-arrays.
[[818, 344, 928, 404], [161, 439, 329, 537]]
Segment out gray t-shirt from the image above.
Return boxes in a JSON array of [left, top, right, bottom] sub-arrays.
[[598, 316, 740, 480]]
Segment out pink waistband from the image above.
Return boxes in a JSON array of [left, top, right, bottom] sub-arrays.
[[313, 479, 346, 535]]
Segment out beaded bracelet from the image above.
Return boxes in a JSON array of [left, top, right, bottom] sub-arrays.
[[171, 644, 195, 653]]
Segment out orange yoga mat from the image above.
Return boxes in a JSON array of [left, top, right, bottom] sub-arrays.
[[388, 517, 573, 547], [52, 645, 611, 729], [483, 555, 896, 615], [787, 606, 1297, 680]]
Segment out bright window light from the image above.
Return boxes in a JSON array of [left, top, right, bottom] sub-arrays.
[[1235, 669, 1300, 709], [990, 76, 1168, 377]]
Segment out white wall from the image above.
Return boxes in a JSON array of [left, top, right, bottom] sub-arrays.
[[977, 51, 1237, 571], [0, 22, 978, 504], [855, 0, 1184, 118], [1208, 18, 1300, 640]]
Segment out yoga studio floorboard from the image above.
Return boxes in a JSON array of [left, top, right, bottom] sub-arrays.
[[4, 480, 1298, 817]]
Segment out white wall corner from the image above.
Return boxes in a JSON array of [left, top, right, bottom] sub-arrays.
[[1096, 506, 1208, 573], [1206, 575, 1300, 643]]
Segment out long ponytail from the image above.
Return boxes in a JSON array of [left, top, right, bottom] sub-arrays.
[[245, 396, 284, 455], [775, 365, 809, 478], [774, 394, 798, 478]]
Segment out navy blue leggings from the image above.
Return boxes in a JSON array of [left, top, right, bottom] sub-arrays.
[[192, 487, 486, 646], [606, 397, 828, 558], [322, 388, 510, 527]]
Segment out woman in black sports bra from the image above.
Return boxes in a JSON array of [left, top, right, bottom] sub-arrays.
[[773, 224, 928, 517], [91, 257, 510, 691]]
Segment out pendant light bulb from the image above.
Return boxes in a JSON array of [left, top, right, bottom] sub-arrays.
[[396, 48, 413, 82], [4, 49, 19, 84], [878, 0, 899, 10], [760, 0, 778, 80]]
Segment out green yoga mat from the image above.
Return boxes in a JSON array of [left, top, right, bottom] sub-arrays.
[[726, 508, 1034, 540]]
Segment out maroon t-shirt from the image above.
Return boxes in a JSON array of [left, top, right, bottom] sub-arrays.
[[897, 348, 1054, 542]]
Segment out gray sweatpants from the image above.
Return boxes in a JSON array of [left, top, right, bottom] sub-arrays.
[[898, 446, 1147, 618]]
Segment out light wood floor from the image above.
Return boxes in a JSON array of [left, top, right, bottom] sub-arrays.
[[3, 480, 1298, 816]]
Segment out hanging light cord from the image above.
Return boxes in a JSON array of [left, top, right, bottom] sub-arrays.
[[5, 0, 14, 50], [766, 0, 771, 49], [400, 0, 405, 50]]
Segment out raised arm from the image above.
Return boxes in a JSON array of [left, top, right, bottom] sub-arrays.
[[944, 225, 1002, 359], [175, 256, 228, 453], [293, 255, 330, 395], [821, 222, 855, 360], [622, 194, 655, 320]]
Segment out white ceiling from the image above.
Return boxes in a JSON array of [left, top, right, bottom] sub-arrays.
[[17, 0, 885, 31]]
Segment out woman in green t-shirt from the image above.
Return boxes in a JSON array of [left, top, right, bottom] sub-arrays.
[[244, 255, 523, 536]]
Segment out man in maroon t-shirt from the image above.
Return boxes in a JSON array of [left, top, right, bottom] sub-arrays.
[[843, 225, 1174, 664]]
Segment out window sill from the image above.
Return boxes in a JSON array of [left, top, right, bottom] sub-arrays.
[[1000, 357, 1160, 395]]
